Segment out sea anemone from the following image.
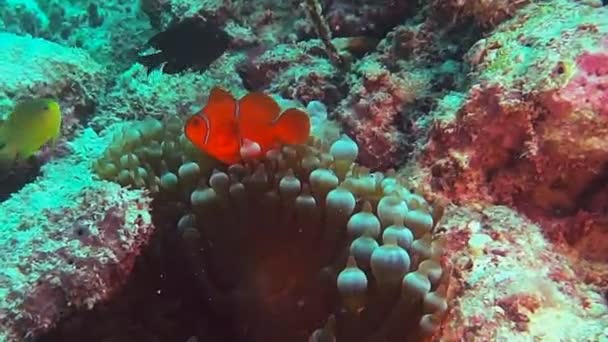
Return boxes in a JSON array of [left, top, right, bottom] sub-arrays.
[[94, 117, 450, 341]]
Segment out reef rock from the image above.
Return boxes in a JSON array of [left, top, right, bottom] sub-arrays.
[[438, 205, 608, 341], [0, 128, 155, 342], [0, 0, 152, 72], [423, 1, 608, 218], [0, 32, 105, 134]]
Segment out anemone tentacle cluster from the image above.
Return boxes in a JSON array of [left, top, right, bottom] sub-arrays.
[[94, 117, 449, 341], [93, 116, 220, 191]]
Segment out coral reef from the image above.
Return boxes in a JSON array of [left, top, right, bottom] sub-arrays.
[[0, 0, 153, 72], [422, 2, 608, 223], [0, 128, 154, 342], [320, 0, 415, 38], [92, 58, 245, 129], [429, 0, 531, 29], [38, 221, 228, 342], [1, 0, 607, 340], [302, 0, 347, 71], [237, 39, 343, 105], [334, 58, 421, 170], [0, 32, 104, 132], [438, 205, 608, 340], [92, 117, 450, 341], [0, 32, 105, 199], [332, 17, 470, 170], [139, 0, 305, 44], [135, 0, 468, 173], [403, 2, 608, 337]]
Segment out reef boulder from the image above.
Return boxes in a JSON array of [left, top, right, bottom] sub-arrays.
[[423, 1, 608, 218], [0, 128, 154, 342]]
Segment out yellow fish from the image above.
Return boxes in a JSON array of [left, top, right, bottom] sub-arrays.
[[0, 99, 61, 164]]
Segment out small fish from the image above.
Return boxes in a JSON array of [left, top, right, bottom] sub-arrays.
[[0, 99, 61, 164], [185, 87, 311, 164], [138, 16, 231, 74]]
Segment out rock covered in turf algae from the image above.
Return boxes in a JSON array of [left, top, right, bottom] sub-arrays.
[[429, 0, 531, 29], [0, 32, 104, 134], [423, 1, 608, 213], [92, 59, 245, 129], [0, 128, 154, 342], [413, 3, 608, 339], [0, 0, 153, 72], [438, 206, 608, 341]]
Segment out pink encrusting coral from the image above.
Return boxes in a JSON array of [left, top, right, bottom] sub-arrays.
[[551, 50, 608, 117], [3, 0, 608, 340]]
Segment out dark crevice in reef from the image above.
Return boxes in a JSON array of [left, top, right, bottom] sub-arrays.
[[38, 198, 238, 342], [576, 162, 608, 215], [0, 157, 41, 202]]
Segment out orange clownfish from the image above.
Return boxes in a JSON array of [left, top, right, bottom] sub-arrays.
[[185, 87, 311, 164]]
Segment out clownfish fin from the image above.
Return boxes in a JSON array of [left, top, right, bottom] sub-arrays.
[[205, 86, 238, 121], [238, 92, 281, 123], [237, 92, 282, 149], [273, 108, 311, 145]]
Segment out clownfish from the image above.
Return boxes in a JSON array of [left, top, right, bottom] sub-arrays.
[[185, 87, 311, 164]]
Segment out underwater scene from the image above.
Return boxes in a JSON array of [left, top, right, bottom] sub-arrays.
[[0, 0, 607, 341]]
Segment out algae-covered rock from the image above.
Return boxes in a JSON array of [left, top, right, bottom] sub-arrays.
[[439, 205, 608, 341], [423, 1, 608, 212], [0, 0, 153, 72], [92, 58, 246, 129], [0, 127, 155, 342], [0, 32, 105, 133]]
